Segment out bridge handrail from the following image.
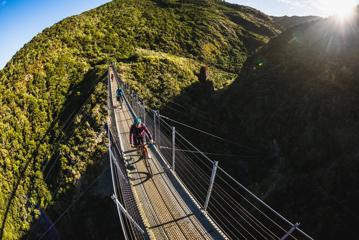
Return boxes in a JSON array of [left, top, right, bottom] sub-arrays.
[[110, 64, 314, 240], [107, 68, 148, 240]]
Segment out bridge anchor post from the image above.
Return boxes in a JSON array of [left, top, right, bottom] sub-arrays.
[[204, 161, 218, 211]]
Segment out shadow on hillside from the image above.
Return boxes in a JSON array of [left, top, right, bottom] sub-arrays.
[[158, 67, 272, 185], [20, 69, 122, 239], [0, 68, 110, 239], [26, 154, 122, 240], [41, 69, 105, 191]]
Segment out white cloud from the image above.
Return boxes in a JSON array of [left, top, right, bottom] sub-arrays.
[[276, 0, 359, 16], [277, 0, 314, 9]]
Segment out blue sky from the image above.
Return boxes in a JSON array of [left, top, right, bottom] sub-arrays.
[[0, 0, 110, 69], [1, 0, 359, 69]]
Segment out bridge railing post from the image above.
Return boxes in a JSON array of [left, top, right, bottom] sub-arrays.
[[135, 94, 139, 115], [134, 94, 137, 114], [131, 92, 135, 108], [129, 91, 133, 106], [204, 161, 218, 211], [280, 222, 300, 240], [142, 103, 146, 125], [153, 110, 157, 142], [172, 126, 176, 171], [111, 195, 146, 235], [157, 111, 161, 146]]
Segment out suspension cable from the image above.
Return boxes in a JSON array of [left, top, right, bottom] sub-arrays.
[[159, 114, 260, 153], [159, 146, 262, 158]]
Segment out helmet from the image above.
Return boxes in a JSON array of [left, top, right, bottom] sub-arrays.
[[134, 117, 142, 126]]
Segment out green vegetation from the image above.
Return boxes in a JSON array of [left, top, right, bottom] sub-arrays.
[[3, 0, 357, 239], [0, 0, 279, 239], [120, 48, 237, 108]]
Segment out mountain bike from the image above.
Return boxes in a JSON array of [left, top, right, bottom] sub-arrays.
[[133, 142, 154, 176], [116, 95, 124, 109]]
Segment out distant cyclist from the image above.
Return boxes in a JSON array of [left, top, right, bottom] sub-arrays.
[[116, 87, 124, 108], [130, 117, 153, 156]]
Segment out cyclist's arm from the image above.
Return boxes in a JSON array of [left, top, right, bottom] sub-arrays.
[[143, 125, 153, 141]]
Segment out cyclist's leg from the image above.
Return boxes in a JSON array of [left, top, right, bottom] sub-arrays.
[[120, 95, 124, 108], [139, 137, 146, 159], [134, 137, 141, 156], [143, 144, 149, 159], [141, 138, 152, 175]]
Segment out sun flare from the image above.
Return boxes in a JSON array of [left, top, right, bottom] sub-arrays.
[[320, 0, 357, 20]]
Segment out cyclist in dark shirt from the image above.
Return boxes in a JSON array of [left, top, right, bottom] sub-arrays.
[[130, 117, 153, 148]]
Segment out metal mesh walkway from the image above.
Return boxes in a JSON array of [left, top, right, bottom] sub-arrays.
[[109, 68, 225, 240]]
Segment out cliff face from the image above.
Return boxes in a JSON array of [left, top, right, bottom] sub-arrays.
[[0, 0, 279, 238]]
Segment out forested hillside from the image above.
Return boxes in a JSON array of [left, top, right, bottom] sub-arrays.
[[0, 0, 280, 239]]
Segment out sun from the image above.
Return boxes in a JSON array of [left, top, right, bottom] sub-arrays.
[[320, 0, 357, 20]]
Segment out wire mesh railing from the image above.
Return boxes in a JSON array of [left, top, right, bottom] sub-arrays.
[[159, 118, 212, 207], [107, 70, 148, 240], [110, 64, 313, 240]]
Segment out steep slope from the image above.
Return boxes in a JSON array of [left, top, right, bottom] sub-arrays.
[[220, 9, 359, 239], [0, 0, 280, 239], [120, 48, 237, 107], [272, 15, 321, 30]]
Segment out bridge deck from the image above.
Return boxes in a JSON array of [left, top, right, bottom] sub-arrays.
[[109, 73, 225, 240]]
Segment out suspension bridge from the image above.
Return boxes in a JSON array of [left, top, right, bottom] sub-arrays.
[[107, 65, 313, 240]]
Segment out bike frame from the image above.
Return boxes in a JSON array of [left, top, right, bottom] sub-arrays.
[[136, 143, 153, 176]]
